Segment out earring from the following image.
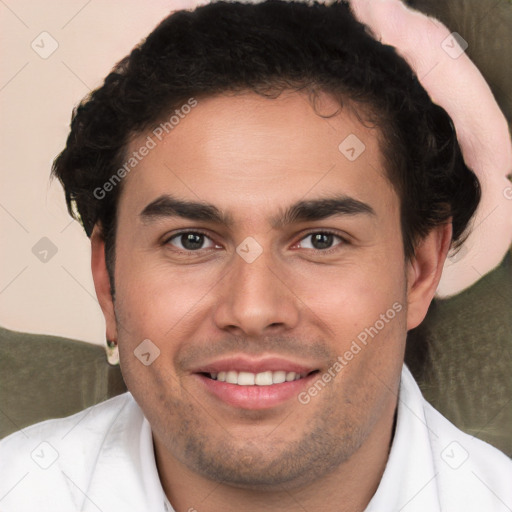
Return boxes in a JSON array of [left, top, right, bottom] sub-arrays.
[[106, 338, 120, 366]]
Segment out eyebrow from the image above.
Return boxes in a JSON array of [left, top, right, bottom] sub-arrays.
[[139, 193, 375, 229]]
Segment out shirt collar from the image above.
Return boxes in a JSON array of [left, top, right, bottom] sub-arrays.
[[365, 365, 441, 511]]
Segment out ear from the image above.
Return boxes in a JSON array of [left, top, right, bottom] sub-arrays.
[[406, 222, 453, 330], [91, 224, 117, 342]]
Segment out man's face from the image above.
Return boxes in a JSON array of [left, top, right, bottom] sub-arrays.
[[97, 91, 417, 488]]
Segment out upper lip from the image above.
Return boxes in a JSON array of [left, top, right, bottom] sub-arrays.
[[191, 356, 319, 375]]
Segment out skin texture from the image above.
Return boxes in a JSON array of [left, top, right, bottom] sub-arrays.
[[91, 91, 451, 512]]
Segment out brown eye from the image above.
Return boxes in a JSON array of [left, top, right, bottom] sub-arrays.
[[298, 231, 345, 251], [166, 231, 216, 251]]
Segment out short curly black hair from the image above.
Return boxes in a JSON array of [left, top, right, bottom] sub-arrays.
[[51, 0, 480, 296]]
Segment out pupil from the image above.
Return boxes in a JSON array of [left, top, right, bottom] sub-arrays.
[[182, 233, 204, 250], [312, 233, 333, 249]]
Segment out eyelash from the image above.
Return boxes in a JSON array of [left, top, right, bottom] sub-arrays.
[[163, 229, 348, 255]]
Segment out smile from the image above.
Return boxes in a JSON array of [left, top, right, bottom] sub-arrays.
[[205, 370, 314, 386], [195, 360, 321, 409]]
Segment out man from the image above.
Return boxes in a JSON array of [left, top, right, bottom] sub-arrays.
[[1, 1, 510, 511]]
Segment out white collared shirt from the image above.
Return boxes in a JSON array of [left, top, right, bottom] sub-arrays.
[[0, 365, 511, 511]]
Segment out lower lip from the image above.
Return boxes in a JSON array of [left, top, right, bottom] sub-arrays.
[[195, 373, 318, 410]]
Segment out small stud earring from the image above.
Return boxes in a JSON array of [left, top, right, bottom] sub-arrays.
[[106, 338, 119, 366]]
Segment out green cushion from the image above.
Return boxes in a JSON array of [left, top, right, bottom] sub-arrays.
[[406, 248, 512, 456], [0, 326, 126, 439]]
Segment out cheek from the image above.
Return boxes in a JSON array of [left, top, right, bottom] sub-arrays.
[[295, 254, 406, 337], [114, 253, 218, 344], [297, 263, 407, 425], [112, 256, 195, 405], [295, 252, 408, 393]]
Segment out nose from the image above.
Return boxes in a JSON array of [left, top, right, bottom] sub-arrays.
[[212, 241, 300, 337]]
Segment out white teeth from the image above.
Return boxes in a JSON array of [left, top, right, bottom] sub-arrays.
[[226, 371, 238, 384], [286, 372, 296, 382], [212, 370, 306, 386], [255, 371, 273, 386], [272, 371, 286, 384], [237, 371, 255, 385]]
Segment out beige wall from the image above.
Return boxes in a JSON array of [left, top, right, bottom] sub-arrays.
[[0, 0, 200, 345]]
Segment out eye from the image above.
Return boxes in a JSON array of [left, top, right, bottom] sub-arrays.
[[296, 231, 346, 252], [165, 231, 218, 251]]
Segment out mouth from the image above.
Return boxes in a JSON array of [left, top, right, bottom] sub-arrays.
[[192, 358, 321, 410], [201, 369, 319, 386]]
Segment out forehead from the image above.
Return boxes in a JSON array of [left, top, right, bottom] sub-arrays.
[[117, 91, 395, 227]]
